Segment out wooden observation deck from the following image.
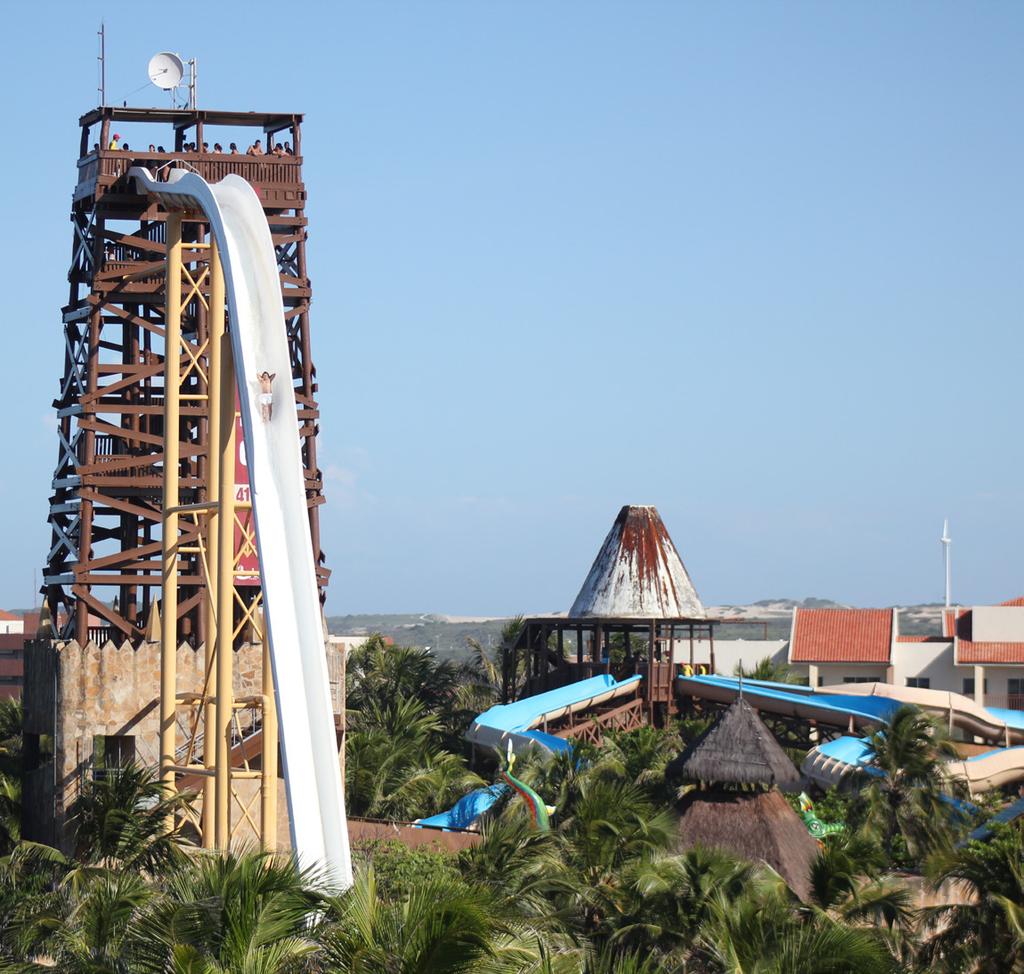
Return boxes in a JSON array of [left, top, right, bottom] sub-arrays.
[[44, 106, 328, 647]]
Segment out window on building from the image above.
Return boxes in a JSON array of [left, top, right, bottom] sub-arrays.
[[1009, 679, 1024, 709], [93, 735, 135, 779], [962, 678, 989, 697], [842, 676, 882, 684], [906, 677, 930, 689]]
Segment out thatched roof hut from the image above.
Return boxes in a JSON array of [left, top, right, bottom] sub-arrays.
[[668, 697, 802, 791], [676, 790, 819, 901], [669, 698, 818, 900]]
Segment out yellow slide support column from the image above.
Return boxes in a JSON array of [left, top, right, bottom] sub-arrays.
[[262, 635, 278, 850], [215, 263, 236, 850], [160, 212, 183, 806], [202, 235, 226, 849]]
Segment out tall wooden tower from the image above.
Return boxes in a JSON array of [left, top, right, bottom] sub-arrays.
[[43, 107, 329, 646]]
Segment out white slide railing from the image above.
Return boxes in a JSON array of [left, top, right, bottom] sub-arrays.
[[130, 167, 352, 887]]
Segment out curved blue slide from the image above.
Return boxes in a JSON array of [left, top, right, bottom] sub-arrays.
[[466, 674, 642, 757], [417, 673, 643, 832]]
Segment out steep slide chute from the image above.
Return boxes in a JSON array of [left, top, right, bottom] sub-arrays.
[[130, 167, 351, 887], [678, 675, 1024, 747]]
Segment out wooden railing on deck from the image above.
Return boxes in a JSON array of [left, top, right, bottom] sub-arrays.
[[76, 150, 304, 202]]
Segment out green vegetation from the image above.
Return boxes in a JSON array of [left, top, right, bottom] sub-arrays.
[[1, 637, 1022, 971]]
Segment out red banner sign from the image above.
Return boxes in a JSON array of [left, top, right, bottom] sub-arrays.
[[233, 404, 261, 586]]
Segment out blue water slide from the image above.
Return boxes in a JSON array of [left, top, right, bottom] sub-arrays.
[[415, 784, 508, 831], [465, 674, 642, 756]]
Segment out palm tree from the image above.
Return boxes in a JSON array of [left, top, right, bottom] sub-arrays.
[[12, 866, 155, 973], [0, 698, 23, 767], [859, 704, 966, 861], [462, 616, 526, 707], [347, 641, 462, 717], [346, 696, 483, 820], [0, 773, 21, 853], [556, 777, 675, 934], [734, 656, 800, 684], [921, 825, 1024, 973], [459, 816, 573, 929], [589, 726, 678, 799], [321, 867, 542, 974], [700, 882, 899, 974], [0, 842, 70, 962], [129, 850, 323, 973], [611, 846, 758, 961], [70, 762, 195, 870]]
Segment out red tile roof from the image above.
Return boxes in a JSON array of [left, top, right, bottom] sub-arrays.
[[948, 607, 1024, 665], [0, 610, 18, 622], [790, 608, 893, 663], [1000, 596, 1024, 607], [896, 635, 948, 643]]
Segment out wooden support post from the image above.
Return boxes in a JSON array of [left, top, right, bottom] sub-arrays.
[[647, 620, 656, 723], [159, 212, 183, 815]]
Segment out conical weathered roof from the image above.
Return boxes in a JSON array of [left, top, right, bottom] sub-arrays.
[[668, 698, 802, 791], [568, 506, 705, 619]]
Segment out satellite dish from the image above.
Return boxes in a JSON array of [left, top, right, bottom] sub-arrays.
[[148, 52, 184, 90]]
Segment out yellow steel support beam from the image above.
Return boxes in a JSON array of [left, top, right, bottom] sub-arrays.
[[203, 234, 226, 849], [215, 281, 236, 850], [261, 651, 278, 850], [159, 212, 183, 809]]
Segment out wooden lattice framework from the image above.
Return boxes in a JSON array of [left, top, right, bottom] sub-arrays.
[[506, 616, 719, 727], [44, 107, 328, 647]]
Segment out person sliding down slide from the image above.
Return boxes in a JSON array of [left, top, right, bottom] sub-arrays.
[[256, 371, 275, 421]]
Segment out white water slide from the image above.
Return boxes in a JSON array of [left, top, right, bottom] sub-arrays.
[[130, 167, 352, 887]]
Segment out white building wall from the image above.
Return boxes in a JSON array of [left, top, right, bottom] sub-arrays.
[[706, 640, 789, 677], [891, 641, 956, 690], [978, 665, 1024, 707], [0, 618, 23, 635], [788, 661, 888, 687]]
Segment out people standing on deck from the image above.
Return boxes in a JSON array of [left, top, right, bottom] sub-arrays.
[[247, 139, 264, 156], [108, 133, 120, 150]]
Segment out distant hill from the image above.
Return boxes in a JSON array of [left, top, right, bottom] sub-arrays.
[[327, 600, 946, 658]]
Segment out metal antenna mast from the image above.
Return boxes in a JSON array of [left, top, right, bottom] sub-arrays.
[[97, 23, 106, 107], [941, 518, 952, 608]]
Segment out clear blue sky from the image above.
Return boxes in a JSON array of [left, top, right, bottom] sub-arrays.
[[2, 1, 1022, 614]]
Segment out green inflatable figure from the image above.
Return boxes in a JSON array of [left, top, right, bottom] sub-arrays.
[[498, 743, 556, 832], [798, 791, 844, 839]]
